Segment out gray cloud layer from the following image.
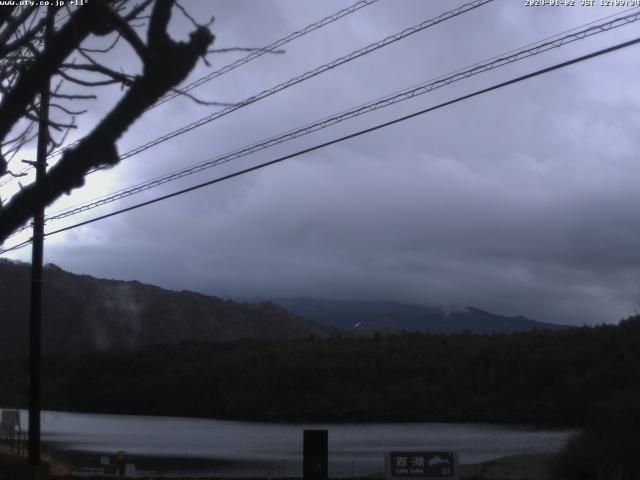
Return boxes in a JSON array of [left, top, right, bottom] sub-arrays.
[[6, 0, 640, 325]]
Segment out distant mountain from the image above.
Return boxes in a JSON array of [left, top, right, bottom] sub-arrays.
[[0, 259, 326, 355], [272, 298, 568, 334]]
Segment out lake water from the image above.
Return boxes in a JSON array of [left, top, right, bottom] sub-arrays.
[[14, 410, 574, 477]]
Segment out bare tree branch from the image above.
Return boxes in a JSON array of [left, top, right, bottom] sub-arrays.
[[167, 86, 236, 107], [4, 170, 28, 178], [79, 34, 122, 54], [51, 92, 97, 100], [104, 11, 150, 62], [50, 103, 87, 116], [0, 0, 214, 242], [175, 1, 214, 29], [0, 2, 113, 174], [60, 62, 134, 86], [24, 111, 76, 131], [0, 7, 38, 48], [208, 47, 285, 54], [56, 69, 124, 87], [123, 0, 156, 22]]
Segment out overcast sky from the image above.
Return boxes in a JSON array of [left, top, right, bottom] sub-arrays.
[[3, 0, 640, 325]]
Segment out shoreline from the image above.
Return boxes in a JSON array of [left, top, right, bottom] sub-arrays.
[[50, 450, 558, 480], [3, 406, 580, 428], [2, 449, 558, 480], [460, 453, 555, 480]]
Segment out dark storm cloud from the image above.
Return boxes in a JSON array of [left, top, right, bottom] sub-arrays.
[[8, 0, 640, 325]]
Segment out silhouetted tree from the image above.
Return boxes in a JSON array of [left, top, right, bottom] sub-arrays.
[[0, 0, 214, 243]]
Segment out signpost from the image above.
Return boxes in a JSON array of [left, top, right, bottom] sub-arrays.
[[303, 430, 328, 480], [385, 451, 459, 480], [1, 410, 20, 428], [116, 451, 127, 476], [1, 410, 22, 454]]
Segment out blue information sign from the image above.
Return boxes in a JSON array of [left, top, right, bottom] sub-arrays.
[[389, 452, 454, 478]]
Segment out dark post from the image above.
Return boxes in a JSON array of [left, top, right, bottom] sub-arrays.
[[303, 429, 328, 480], [28, 9, 53, 480]]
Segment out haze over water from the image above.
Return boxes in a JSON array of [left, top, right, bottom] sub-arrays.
[[22, 410, 574, 476]]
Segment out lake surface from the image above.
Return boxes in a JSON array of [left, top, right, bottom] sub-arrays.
[[14, 410, 574, 477]]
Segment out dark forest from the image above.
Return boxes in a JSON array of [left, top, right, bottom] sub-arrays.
[[2, 316, 639, 426]]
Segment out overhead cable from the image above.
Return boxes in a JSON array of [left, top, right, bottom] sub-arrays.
[[42, 8, 640, 224], [92, 0, 494, 168], [0, 0, 381, 186], [1, 0, 494, 190], [3, 34, 639, 255], [149, 0, 381, 110]]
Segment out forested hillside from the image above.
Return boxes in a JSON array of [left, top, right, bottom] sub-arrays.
[[273, 298, 568, 334], [1, 316, 638, 425], [0, 259, 326, 354]]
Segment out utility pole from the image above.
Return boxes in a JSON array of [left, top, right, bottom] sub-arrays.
[[28, 8, 53, 480]]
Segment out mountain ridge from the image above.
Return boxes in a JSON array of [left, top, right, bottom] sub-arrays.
[[0, 260, 568, 356], [0, 259, 326, 354], [271, 297, 569, 334]]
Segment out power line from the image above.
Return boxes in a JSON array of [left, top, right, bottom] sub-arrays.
[[0, 0, 381, 187], [2, 11, 114, 182], [39, 8, 640, 225], [0, 238, 31, 255], [0, 0, 494, 189], [5, 4, 637, 243], [96, 0, 493, 166], [3, 34, 639, 256], [149, 0, 380, 111], [6, 3, 639, 244]]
